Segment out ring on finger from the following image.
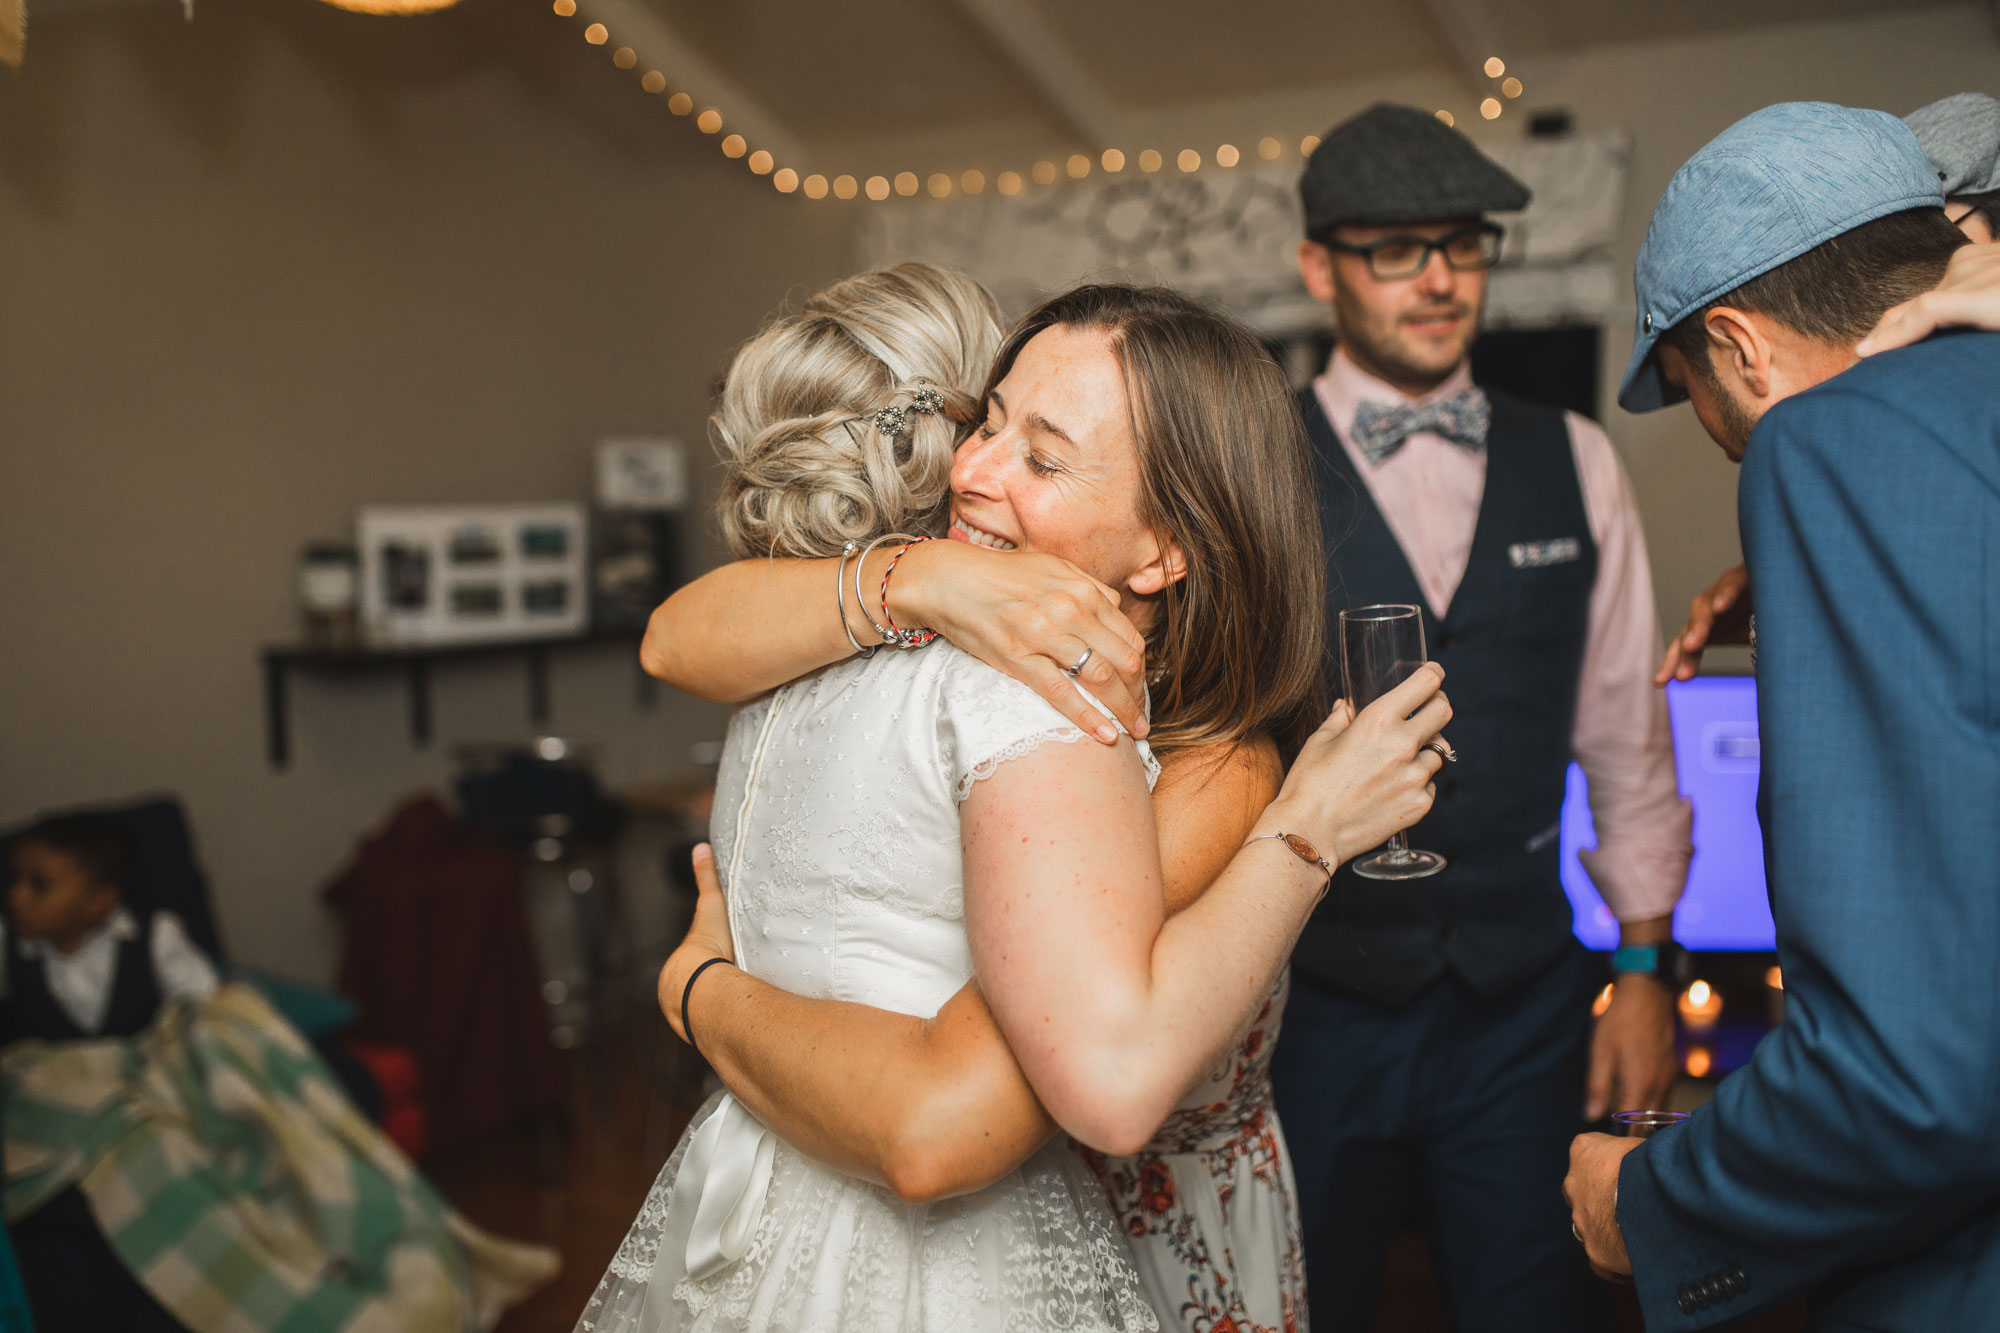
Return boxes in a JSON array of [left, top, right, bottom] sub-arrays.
[[1062, 647, 1094, 678], [1425, 739, 1457, 764], [1572, 1221, 1584, 1246]]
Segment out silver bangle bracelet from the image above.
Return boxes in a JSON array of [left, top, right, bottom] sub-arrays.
[[835, 541, 877, 658], [854, 532, 920, 646]]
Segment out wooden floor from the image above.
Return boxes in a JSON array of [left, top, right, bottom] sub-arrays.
[[428, 1017, 1806, 1333], [427, 1014, 703, 1333]]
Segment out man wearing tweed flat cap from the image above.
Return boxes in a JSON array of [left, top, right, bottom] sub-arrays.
[[1658, 91, 2000, 686], [1564, 101, 1998, 1333], [1273, 102, 1692, 1333]]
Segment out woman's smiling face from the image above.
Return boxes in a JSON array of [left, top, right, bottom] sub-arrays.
[[947, 324, 1173, 609]]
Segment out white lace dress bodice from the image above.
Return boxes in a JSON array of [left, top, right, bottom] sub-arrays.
[[579, 645, 1160, 1333]]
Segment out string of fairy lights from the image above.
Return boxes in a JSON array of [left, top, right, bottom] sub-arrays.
[[552, 0, 1526, 201]]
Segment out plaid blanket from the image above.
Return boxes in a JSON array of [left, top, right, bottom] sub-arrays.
[[3, 985, 557, 1332]]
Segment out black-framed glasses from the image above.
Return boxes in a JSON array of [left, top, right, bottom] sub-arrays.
[[1321, 223, 1504, 281]]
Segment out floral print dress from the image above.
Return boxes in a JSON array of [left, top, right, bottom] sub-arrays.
[[1078, 972, 1306, 1333]]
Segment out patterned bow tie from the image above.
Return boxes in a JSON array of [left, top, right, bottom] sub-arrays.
[[1349, 388, 1492, 465]]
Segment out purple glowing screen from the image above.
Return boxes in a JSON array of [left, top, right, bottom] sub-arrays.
[[1563, 675, 1774, 951]]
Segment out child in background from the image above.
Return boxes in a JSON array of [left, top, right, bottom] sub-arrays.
[[4, 813, 219, 1045], [0, 811, 557, 1331], [4, 812, 219, 1332]]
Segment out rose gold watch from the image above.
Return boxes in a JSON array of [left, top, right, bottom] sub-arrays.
[[1248, 831, 1335, 899]]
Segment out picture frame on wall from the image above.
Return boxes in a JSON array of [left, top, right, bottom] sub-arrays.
[[356, 503, 588, 647], [591, 437, 688, 632]]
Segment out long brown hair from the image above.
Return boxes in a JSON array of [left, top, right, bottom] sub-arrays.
[[981, 284, 1325, 760]]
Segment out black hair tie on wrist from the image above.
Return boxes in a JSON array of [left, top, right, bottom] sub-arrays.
[[681, 957, 731, 1059]]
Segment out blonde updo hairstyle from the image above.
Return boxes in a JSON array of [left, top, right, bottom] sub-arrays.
[[712, 262, 1004, 560]]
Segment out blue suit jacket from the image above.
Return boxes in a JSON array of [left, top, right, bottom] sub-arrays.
[[1618, 330, 2000, 1331]]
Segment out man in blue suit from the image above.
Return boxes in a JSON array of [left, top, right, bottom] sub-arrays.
[[1563, 102, 2000, 1330]]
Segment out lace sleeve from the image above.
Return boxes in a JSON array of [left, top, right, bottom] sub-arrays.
[[934, 648, 1159, 802]]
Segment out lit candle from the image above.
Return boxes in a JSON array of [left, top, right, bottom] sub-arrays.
[[1678, 979, 1723, 1031], [1765, 965, 1785, 1026]]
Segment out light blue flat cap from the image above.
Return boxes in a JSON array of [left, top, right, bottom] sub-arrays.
[[1619, 102, 1945, 413]]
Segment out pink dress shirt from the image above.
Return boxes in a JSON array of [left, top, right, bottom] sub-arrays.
[[1313, 348, 1692, 925]]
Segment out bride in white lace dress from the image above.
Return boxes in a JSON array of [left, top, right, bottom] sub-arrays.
[[580, 268, 1450, 1333]]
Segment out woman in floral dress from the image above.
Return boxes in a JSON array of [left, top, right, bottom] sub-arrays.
[[596, 277, 1449, 1332], [1081, 976, 1304, 1333]]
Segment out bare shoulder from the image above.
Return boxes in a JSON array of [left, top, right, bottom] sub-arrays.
[[1155, 735, 1282, 807], [1153, 735, 1283, 913]]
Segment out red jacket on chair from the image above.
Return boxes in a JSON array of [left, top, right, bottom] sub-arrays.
[[324, 795, 562, 1151]]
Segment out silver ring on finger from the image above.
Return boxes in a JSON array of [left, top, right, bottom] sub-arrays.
[[1572, 1221, 1585, 1246], [1061, 647, 1093, 678], [1425, 739, 1457, 764]]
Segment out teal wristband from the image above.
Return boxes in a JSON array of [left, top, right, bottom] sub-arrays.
[[1612, 944, 1660, 975]]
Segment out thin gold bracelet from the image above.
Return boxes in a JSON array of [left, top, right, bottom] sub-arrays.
[[1246, 831, 1335, 901]]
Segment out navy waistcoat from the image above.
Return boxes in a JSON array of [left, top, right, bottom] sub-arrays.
[[1295, 385, 1597, 1007], [2, 910, 164, 1043]]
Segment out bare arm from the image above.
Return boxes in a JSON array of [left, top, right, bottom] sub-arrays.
[[642, 539, 1150, 736], [665, 946, 1047, 1203], [965, 670, 1449, 1154], [662, 739, 1283, 1202], [640, 557, 861, 704]]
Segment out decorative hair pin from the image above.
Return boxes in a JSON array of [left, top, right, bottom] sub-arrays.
[[865, 381, 946, 438]]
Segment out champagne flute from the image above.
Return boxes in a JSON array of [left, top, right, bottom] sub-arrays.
[[1339, 604, 1447, 880]]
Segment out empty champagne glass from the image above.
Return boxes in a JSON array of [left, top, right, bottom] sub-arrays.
[[1339, 604, 1446, 881]]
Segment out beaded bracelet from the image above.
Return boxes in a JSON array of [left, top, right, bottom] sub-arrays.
[[880, 536, 939, 648], [834, 541, 877, 658], [853, 533, 937, 648]]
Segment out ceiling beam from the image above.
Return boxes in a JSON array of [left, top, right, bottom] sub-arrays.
[[943, 0, 1125, 150], [571, 0, 808, 169], [1418, 0, 1508, 90]]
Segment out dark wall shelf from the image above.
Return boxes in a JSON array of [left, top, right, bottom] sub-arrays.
[[260, 630, 652, 769]]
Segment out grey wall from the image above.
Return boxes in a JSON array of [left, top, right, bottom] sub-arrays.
[[0, 0, 852, 980], [0, 1, 1991, 981]]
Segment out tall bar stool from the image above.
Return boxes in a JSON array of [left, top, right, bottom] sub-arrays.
[[454, 737, 630, 1109]]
